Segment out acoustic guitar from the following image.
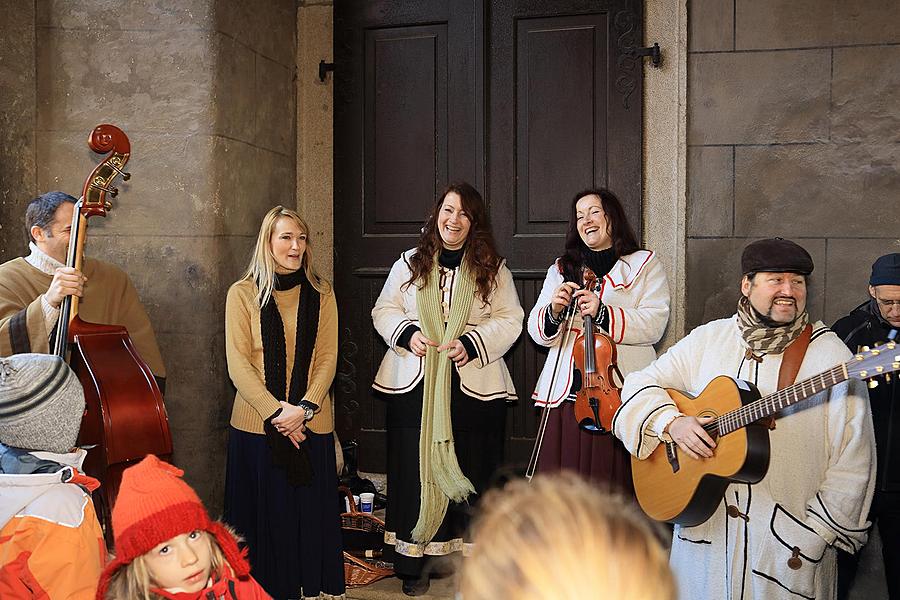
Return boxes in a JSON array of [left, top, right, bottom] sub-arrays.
[[631, 339, 898, 526]]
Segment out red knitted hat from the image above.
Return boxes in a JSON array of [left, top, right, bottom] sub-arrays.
[[95, 455, 250, 599]]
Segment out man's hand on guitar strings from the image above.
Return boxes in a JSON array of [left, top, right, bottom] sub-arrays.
[[666, 415, 716, 460]]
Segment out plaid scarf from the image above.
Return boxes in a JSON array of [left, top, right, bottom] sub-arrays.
[[736, 295, 809, 356]]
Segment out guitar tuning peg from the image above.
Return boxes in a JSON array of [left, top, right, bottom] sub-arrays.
[[861, 346, 870, 352], [868, 379, 879, 389], [109, 187, 118, 197], [122, 171, 131, 181], [103, 201, 113, 211], [885, 373, 892, 383]]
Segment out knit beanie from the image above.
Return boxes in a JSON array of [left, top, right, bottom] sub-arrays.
[[95, 455, 250, 599], [870, 253, 900, 286], [0, 353, 85, 453]]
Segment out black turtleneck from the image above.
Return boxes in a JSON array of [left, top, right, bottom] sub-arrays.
[[582, 247, 617, 280], [438, 246, 464, 269]]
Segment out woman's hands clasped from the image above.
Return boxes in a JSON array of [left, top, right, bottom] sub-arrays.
[[409, 331, 470, 367], [550, 282, 600, 320], [272, 401, 308, 449]]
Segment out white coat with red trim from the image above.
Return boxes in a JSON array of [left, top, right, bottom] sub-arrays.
[[528, 250, 670, 408]]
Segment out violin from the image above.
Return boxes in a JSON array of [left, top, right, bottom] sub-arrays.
[[572, 269, 623, 433], [54, 124, 172, 540]]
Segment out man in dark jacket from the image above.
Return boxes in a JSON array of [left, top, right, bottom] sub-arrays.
[[833, 252, 900, 599]]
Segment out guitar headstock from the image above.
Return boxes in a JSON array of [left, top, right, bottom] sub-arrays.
[[846, 340, 900, 388], [80, 124, 131, 219]]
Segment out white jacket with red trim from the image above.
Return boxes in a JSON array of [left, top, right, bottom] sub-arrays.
[[528, 250, 670, 408]]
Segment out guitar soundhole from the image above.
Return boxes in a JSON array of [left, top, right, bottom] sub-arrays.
[[697, 409, 720, 441]]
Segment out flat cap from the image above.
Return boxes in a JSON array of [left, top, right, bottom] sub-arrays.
[[870, 253, 900, 286], [741, 238, 814, 276]]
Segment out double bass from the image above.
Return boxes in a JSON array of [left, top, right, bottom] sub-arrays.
[[53, 124, 173, 532]]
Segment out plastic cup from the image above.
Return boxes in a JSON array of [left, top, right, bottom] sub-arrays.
[[360, 492, 375, 513]]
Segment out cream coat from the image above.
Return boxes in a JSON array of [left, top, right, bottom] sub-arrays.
[[372, 249, 524, 400], [615, 317, 876, 600], [528, 250, 670, 407]]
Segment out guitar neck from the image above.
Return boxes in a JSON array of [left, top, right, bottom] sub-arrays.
[[719, 364, 848, 435]]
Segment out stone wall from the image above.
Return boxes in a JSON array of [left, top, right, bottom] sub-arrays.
[[0, 0, 297, 513], [297, 0, 334, 280], [686, 0, 899, 330], [0, 2, 37, 258]]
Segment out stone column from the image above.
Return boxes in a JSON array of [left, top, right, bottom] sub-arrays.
[[0, 1, 37, 260], [3, 0, 298, 512]]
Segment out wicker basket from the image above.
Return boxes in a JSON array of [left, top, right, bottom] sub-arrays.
[[339, 486, 394, 587]]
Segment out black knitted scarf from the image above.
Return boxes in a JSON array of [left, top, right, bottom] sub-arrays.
[[260, 268, 320, 486]]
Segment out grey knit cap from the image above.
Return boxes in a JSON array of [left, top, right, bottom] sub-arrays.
[[0, 353, 85, 453]]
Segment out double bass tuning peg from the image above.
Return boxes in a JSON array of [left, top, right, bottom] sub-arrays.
[[107, 161, 131, 181]]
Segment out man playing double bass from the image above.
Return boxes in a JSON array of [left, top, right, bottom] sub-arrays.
[[614, 238, 876, 600], [0, 191, 165, 388]]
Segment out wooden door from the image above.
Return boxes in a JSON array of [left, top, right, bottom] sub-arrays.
[[334, 0, 643, 472]]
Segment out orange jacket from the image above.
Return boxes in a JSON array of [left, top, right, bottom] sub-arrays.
[[0, 449, 105, 599]]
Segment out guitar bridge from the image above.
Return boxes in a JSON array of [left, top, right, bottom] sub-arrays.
[[665, 441, 680, 473]]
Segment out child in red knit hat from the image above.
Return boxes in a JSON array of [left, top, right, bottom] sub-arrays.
[[97, 455, 270, 600]]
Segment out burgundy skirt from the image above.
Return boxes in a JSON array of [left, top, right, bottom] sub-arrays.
[[535, 400, 634, 496]]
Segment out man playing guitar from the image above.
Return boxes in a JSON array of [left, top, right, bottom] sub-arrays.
[[614, 238, 876, 600]]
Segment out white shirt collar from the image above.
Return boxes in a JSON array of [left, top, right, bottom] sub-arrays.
[[25, 242, 65, 275]]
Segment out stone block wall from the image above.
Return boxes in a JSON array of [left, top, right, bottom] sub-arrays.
[[297, 0, 334, 280], [686, 0, 900, 330], [0, 2, 37, 256], [0, 0, 297, 513]]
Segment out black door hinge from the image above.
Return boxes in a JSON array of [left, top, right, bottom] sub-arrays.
[[628, 43, 662, 68], [318, 60, 335, 82]]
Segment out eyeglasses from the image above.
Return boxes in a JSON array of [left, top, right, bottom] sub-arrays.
[[875, 297, 900, 309]]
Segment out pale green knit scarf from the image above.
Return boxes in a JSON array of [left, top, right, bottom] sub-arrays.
[[411, 254, 477, 543]]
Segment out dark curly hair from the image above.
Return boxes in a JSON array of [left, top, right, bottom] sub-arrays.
[[405, 182, 502, 303], [557, 188, 641, 283]]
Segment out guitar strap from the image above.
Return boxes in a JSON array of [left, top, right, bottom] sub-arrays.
[[765, 323, 812, 429], [778, 323, 812, 390]]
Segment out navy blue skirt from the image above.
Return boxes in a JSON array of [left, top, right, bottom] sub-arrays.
[[224, 427, 345, 599]]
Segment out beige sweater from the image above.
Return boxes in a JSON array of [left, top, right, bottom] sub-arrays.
[[0, 255, 166, 378], [225, 279, 338, 434]]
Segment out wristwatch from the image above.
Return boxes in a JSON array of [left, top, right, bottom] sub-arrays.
[[298, 399, 319, 422]]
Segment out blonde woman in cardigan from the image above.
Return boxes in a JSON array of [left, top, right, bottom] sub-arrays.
[[528, 188, 670, 493], [224, 206, 344, 599], [371, 182, 523, 596]]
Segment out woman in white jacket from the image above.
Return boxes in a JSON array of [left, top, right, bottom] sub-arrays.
[[371, 182, 523, 596], [528, 188, 669, 492]]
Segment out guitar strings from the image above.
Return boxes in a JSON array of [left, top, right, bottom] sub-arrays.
[[700, 365, 846, 438]]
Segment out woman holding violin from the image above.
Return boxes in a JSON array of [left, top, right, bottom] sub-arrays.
[[372, 182, 523, 596], [527, 188, 670, 491], [223, 206, 344, 599]]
